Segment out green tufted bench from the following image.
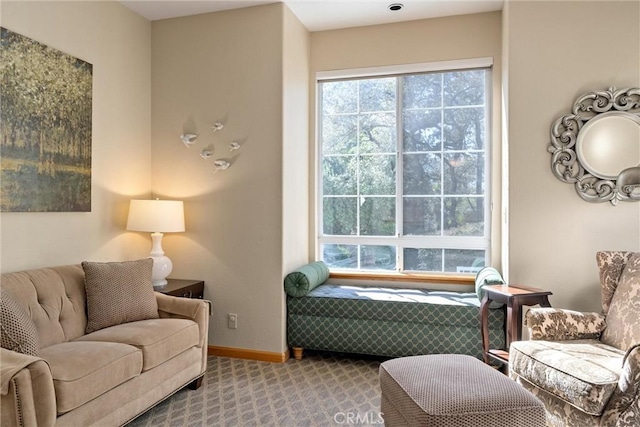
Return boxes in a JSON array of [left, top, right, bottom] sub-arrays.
[[285, 262, 505, 360]]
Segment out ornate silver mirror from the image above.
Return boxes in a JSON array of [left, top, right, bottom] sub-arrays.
[[549, 87, 640, 204]]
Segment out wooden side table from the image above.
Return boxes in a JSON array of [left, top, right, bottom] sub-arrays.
[[480, 284, 552, 368], [155, 279, 204, 299]]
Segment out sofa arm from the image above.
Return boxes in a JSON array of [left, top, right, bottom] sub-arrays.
[[601, 344, 640, 426], [155, 293, 211, 375], [525, 307, 606, 341], [1, 348, 56, 427]]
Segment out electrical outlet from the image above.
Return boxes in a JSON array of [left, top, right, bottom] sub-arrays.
[[227, 313, 238, 329]]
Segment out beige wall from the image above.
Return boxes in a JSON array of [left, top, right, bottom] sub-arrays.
[[504, 1, 640, 312], [151, 4, 309, 353], [310, 12, 503, 284], [282, 7, 311, 339], [282, 0, 311, 276], [0, 1, 152, 273]]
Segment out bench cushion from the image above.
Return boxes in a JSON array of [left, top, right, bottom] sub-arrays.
[[39, 341, 142, 414], [288, 284, 498, 327], [510, 339, 624, 416], [74, 318, 199, 371]]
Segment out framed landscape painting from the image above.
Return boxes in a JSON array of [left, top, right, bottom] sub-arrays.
[[1, 27, 92, 212]]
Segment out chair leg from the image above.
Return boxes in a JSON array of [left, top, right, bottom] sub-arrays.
[[293, 347, 304, 360]]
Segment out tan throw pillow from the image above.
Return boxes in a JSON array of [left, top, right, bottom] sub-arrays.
[[82, 258, 159, 334], [1, 288, 40, 356], [601, 253, 640, 351]]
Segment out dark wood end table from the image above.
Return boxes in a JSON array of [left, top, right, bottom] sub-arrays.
[[480, 284, 552, 368], [155, 279, 204, 299]]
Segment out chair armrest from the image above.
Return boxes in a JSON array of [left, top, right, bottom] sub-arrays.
[[1, 348, 56, 427], [155, 293, 211, 375], [525, 308, 606, 340], [601, 344, 640, 425]]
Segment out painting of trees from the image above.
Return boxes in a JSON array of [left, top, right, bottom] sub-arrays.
[[1, 27, 92, 212]]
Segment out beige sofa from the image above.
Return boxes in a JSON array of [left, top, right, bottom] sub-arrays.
[[0, 263, 210, 426]]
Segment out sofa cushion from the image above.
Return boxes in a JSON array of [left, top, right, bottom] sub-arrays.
[[82, 259, 159, 333], [74, 318, 199, 371], [510, 339, 624, 416], [0, 288, 39, 356], [39, 341, 142, 414], [601, 252, 640, 351]]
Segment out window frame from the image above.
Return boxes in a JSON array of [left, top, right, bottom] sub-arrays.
[[316, 58, 494, 278]]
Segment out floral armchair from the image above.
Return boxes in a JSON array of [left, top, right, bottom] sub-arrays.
[[509, 251, 640, 427]]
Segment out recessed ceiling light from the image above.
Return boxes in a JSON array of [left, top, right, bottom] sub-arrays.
[[388, 3, 404, 11]]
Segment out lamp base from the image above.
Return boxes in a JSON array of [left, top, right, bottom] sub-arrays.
[[150, 254, 172, 286], [149, 233, 173, 287], [152, 278, 169, 287]]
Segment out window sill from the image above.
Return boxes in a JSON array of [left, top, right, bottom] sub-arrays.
[[329, 271, 475, 286]]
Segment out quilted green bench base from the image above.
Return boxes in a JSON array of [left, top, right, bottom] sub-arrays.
[[287, 284, 505, 360]]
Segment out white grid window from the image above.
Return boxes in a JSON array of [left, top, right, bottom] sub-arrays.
[[318, 61, 492, 274]]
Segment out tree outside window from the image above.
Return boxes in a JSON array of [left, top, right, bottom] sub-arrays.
[[319, 67, 490, 274]]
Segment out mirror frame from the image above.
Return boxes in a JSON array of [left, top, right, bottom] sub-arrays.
[[548, 86, 640, 205]]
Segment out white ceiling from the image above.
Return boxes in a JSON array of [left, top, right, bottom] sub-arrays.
[[119, 0, 504, 32]]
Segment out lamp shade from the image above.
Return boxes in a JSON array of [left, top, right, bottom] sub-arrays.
[[126, 200, 185, 233]]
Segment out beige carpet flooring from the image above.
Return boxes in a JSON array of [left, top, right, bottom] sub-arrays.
[[126, 352, 383, 427]]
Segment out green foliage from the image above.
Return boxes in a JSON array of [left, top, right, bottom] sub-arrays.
[[323, 197, 357, 235], [322, 244, 358, 269], [403, 197, 440, 235], [405, 248, 442, 271], [360, 197, 394, 236], [403, 153, 441, 195], [1, 27, 92, 212], [360, 245, 396, 270], [360, 155, 395, 195], [404, 248, 485, 272], [322, 244, 396, 270], [323, 157, 357, 195]]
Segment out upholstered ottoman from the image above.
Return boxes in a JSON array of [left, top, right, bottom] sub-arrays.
[[379, 355, 545, 427]]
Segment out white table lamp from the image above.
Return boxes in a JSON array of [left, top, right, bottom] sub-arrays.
[[127, 199, 185, 287]]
